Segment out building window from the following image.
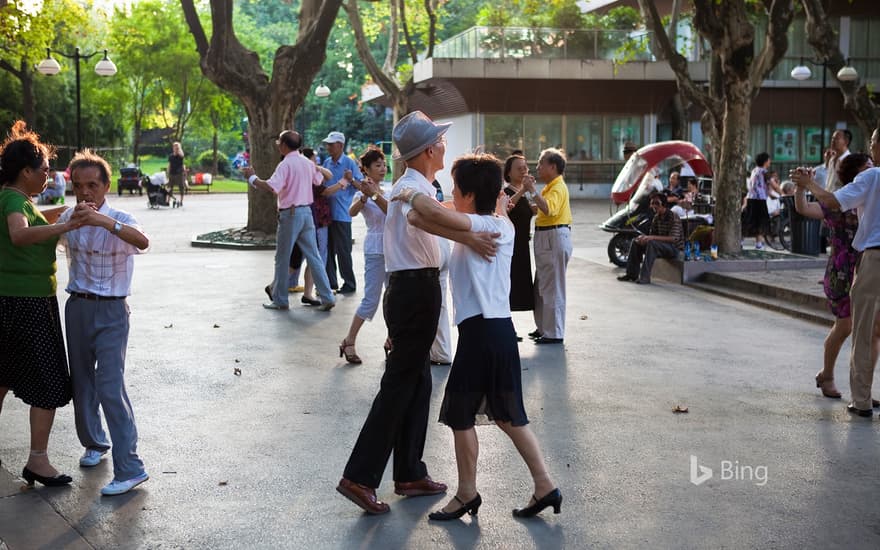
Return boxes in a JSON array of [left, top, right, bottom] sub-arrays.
[[484, 114, 524, 158], [523, 115, 563, 159], [605, 116, 641, 160], [566, 115, 602, 160]]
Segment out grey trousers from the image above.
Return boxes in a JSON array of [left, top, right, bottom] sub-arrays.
[[533, 227, 572, 339], [66, 296, 145, 480]]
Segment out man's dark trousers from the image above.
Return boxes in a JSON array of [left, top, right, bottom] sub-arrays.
[[326, 221, 356, 291], [625, 240, 678, 282], [343, 269, 441, 487]]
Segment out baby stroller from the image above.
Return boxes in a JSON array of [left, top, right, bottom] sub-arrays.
[[145, 174, 180, 209]]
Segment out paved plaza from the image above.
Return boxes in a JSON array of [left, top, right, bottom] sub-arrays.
[[1, 194, 879, 549]]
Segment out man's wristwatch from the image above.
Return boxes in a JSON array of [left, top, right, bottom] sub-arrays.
[[111, 221, 123, 235]]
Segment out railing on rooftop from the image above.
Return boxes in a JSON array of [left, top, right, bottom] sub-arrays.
[[434, 26, 664, 62]]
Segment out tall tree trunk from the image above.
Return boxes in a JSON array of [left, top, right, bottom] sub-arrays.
[[181, 0, 342, 235], [0, 59, 36, 128], [639, 0, 794, 254], [713, 96, 750, 253]]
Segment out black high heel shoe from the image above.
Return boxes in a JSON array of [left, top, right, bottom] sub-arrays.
[[512, 488, 562, 517], [21, 467, 72, 487], [428, 494, 482, 521]]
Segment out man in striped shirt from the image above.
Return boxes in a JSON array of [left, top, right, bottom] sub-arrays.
[[618, 192, 683, 284]]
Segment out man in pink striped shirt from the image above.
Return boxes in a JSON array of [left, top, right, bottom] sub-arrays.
[[243, 130, 335, 311]]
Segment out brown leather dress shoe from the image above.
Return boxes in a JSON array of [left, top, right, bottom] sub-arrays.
[[336, 478, 390, 515], [394, 476, 448, 497]]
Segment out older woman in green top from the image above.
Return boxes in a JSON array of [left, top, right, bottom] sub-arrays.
[[0, 121, 86, 486]]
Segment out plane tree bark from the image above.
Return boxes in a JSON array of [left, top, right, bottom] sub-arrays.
[[180, 0, 342, 234], [639, 0, 795, 254]]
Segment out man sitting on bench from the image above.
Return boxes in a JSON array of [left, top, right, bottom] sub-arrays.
[[617, 192, 683, 285]]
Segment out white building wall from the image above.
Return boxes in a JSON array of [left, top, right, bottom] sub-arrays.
[[432, 113, 478, 197]]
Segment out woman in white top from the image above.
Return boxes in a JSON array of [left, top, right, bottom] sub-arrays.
[[339, 148, 389, 364], [397, 153, 561, 521]]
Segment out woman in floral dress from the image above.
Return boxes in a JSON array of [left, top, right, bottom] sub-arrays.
[[792, 153, 872, 399]]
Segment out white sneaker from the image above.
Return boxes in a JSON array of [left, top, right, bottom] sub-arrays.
[[101, 472, 149, 496], [79, 449, 107, 467]]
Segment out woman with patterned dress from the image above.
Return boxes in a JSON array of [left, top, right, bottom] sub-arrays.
[[744, 152, 781, 249], [0, 121, 88, 486], [502, 155, 536, 318], [792, 153, 874, 399]]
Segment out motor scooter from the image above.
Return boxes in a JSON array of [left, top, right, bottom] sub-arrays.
[[600, 141, 713, 266]]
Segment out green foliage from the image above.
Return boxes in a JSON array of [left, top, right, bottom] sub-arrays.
[[196, 149, 231, 176]]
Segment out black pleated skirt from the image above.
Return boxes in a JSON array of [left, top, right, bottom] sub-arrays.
[[439, 315, 529, 430]]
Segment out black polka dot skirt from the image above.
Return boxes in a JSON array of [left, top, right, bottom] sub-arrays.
[[0, 296, 72, 409]]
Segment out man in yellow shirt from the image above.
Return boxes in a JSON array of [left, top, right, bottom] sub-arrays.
[[523, 148, 572, 344]]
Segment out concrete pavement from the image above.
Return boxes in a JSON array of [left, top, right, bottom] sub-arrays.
[[1, 194, 878, 549]]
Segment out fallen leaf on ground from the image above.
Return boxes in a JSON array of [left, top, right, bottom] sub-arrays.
[[234, 359, 240, 363], [164, 323, 173, 329], [233, 368, 242, 376], [672, 405, 689, 413], [213, 324, 220, 328], [580, 315, 588, 320], [218, 481, 228, 486]]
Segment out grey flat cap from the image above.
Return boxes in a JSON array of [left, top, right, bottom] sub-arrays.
[[392, 111, 451, 161]]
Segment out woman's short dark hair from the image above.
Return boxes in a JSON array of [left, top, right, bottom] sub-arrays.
[[301, 147, 315, 160], [360, 147, 385, 171], [451, 153, 503, 215], [539, 148, 566, 176], [0, 120, 55, 185], [755, 152, 770, 167], [68, 149, 112, 184], [838, 153, 871, 186], [503, 154, 525, 183]]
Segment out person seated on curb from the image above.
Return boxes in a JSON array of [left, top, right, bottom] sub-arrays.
[[617, 192, 683, 284]]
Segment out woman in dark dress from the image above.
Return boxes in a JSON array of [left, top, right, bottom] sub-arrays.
[[502, 154, 536, 313], [792, 153, 872, 399]]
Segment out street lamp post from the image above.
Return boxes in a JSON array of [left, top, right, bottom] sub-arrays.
[[791, 57, 860, 156], [37, 47, 117, 151]]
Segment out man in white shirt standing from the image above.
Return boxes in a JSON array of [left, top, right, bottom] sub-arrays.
[[337, 111, 498, 514], [58, 150, 151, 495], [824, 129, 852, 192], [793, 127, 880, 418]]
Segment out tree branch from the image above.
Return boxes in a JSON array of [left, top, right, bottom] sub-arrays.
[[0, 57, 23, 79], [346, 0, 401, 98], [637, 0, 718, 117], [400, 0, 417, 65], [801, 0, 880, 145], [749, 0, 795, 93]]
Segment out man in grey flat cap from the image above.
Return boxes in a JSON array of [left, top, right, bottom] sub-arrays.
[[337, 111, 498, 515]]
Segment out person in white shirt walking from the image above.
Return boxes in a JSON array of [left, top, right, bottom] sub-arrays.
[[793, 127, 880, 418], [58, 150, 151, 495]]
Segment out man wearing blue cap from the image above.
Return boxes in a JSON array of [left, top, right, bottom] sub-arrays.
[[321, 131, 363, 294]]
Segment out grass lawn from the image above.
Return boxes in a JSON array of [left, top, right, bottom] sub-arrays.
[[112, 155, 248, 194]]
